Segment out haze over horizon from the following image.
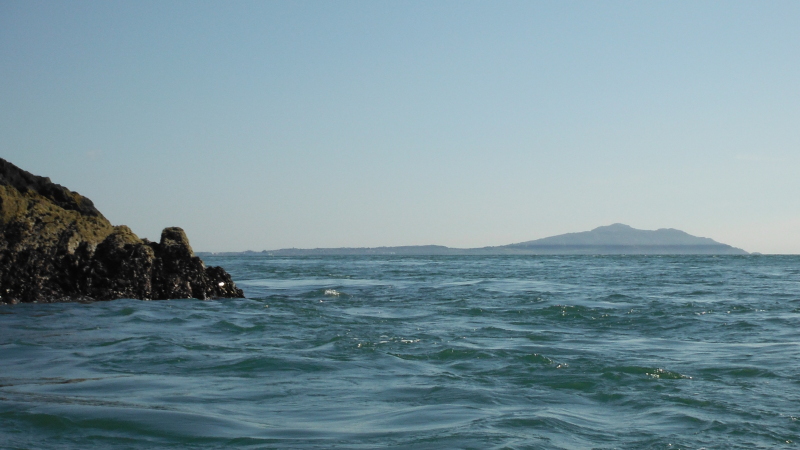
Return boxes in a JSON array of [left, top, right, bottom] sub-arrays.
[[2, 1, 799, 253]]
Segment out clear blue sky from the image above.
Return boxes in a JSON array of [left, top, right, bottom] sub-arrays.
[[2, 1, 799, 253]]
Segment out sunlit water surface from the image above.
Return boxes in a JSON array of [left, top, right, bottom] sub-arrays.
[[2, 255, 800, 449]]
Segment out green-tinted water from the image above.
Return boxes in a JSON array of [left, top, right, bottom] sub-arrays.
[[2, 255, 799, 449]]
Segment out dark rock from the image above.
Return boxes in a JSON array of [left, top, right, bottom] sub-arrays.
[[0, 158, 244, 303]]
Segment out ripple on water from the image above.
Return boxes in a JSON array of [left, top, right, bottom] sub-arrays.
[[2, 255, 800, 449]]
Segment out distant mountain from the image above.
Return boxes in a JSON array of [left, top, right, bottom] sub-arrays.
[[499, 223, 747, 255], [198, 224, 748, 256]]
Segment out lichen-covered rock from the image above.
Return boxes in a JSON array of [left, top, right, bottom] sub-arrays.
[[0, 158, 244, 303]]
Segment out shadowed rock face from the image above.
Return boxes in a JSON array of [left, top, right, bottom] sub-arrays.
[[0, 158, 244, 304]]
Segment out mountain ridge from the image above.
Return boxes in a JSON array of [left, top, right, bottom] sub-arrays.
[[201, 223, 747, 256], [508, 223, 721, 248]]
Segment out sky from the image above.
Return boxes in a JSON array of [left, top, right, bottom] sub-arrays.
[[1, 1, 799, 253]]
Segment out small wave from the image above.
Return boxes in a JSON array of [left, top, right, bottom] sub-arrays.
[[198, 356, 334, 375], [0, 403, 269, 441], [602, 366, 692, 380], [211, 320, 267, 333], [545, 379, 597, 391], [597, 293, 635, 303], [517, 353, 555, 365], [699, 366, 779, 379]]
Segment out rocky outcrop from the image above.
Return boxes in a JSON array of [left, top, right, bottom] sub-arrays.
[[0, 158, 243, 304]]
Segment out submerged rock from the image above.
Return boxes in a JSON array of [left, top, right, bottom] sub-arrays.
[[0, 158, 243, 303]]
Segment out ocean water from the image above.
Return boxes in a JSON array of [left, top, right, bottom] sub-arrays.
[[2, 255, 800, 449]]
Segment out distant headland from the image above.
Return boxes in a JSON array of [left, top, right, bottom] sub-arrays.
[[204, 224, 747, 256], [0, 158, 244, 304]]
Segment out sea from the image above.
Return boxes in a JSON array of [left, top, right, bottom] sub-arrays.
[[1, 255, 799, 449]]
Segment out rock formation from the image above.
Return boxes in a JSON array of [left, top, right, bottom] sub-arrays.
[[0, 158, 244, 304]]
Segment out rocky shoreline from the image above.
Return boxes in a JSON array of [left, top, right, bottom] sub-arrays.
[[0, 158, 243, 304]]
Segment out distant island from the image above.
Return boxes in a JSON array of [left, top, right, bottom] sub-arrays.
[[200, 224, 748, 256]]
